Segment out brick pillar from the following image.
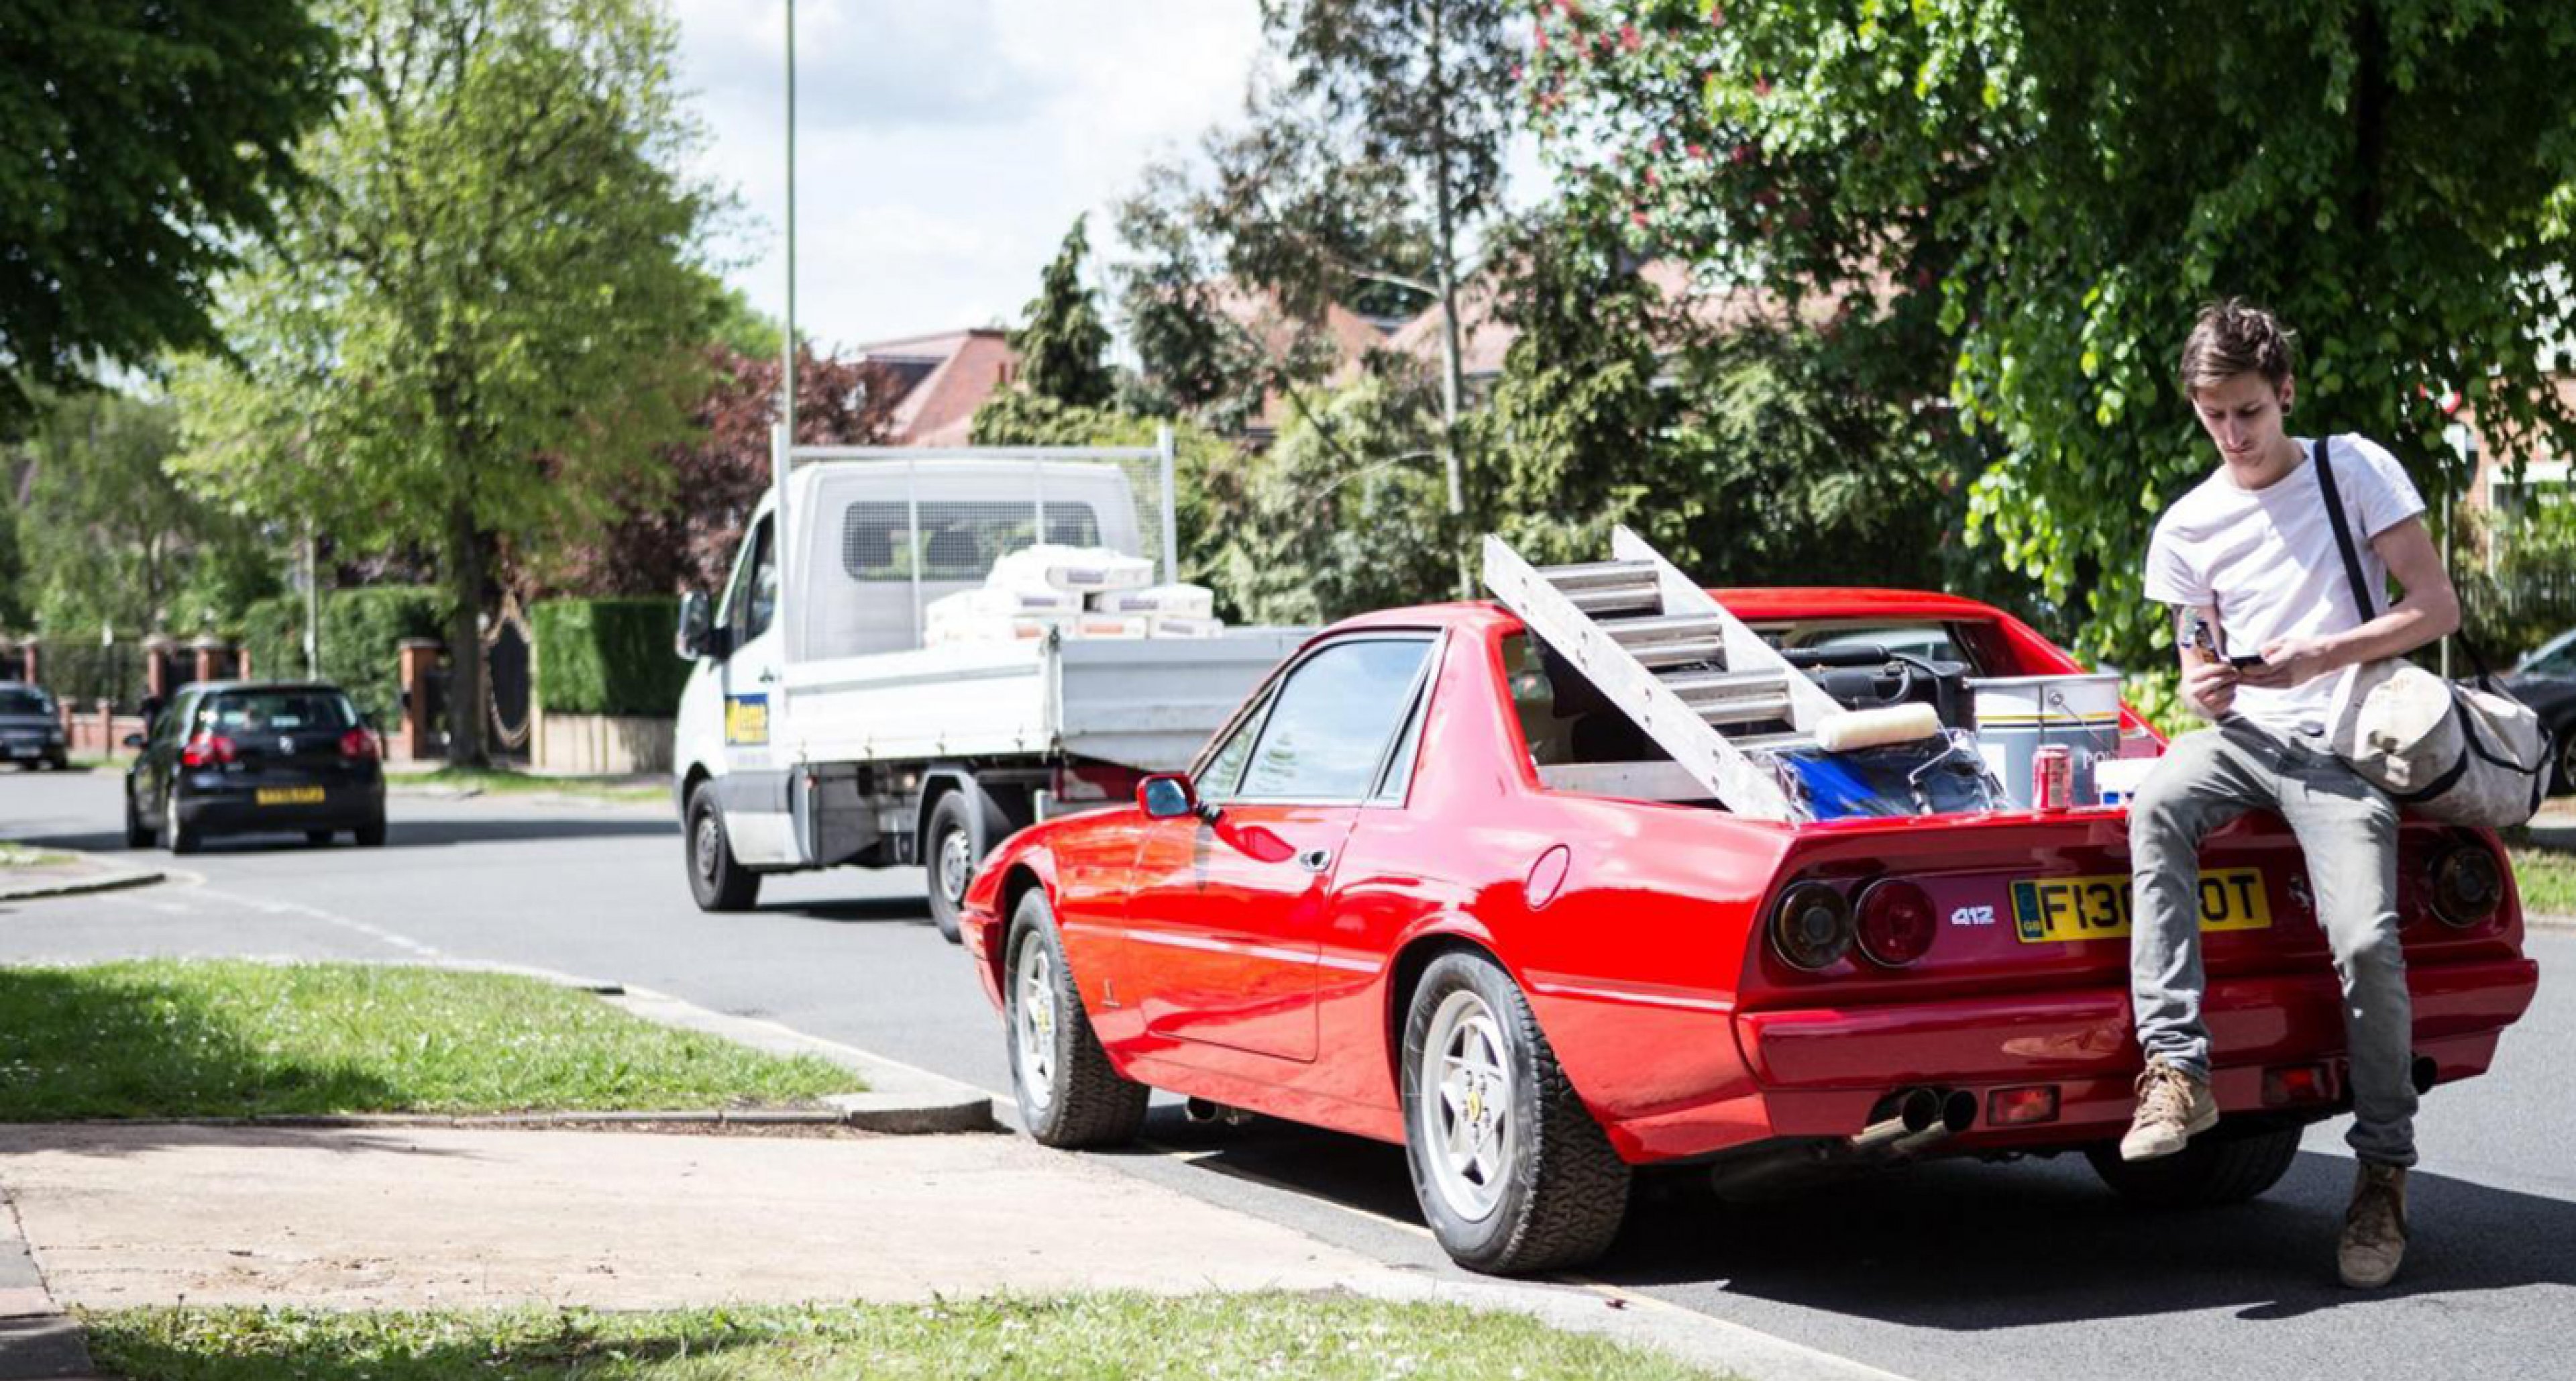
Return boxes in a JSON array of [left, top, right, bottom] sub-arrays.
[[396, 638, 443, 761], [237, 644, 252, 680], [142, 634, 175, 702], [190, 634, 230, 686], [20, 637, 38, 686]]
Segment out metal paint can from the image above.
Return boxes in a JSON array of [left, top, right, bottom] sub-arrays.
[[2032, 745, 2074, 812]]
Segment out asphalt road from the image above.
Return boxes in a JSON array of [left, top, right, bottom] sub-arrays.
[[4, 766, 2569, 1381]]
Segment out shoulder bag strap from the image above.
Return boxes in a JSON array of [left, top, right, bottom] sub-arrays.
[[2312, 435, 2379, 621]]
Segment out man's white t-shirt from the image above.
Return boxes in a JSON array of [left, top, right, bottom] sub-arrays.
[[2143, 434, 2426, 740]]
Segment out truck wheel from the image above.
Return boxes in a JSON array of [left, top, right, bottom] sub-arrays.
[[354, 812, 387, 848], [686, 786, 760, 913], [1006, 889, 1147, 1147], [2085, 1123, 2302, 1208], [926, 791, 978, 945], [1401, 950, 1631, 1275]]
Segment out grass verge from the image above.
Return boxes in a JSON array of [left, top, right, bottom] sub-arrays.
[[386, 765, 667, 806], [0, 960, 857, 1119], [2509, 844, 2576, 917], [83, 1294, 1730, 1380], [0, 841, 74, 868]]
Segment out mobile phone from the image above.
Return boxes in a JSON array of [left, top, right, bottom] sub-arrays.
[[2226, 652, 2268, 671]]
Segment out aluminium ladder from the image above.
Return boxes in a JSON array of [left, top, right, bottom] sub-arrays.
[[1481, 525, 1847, 822]]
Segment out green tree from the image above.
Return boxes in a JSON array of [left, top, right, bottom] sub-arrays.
[[1262, 0, 1521, 582], [1012, 216, 1116, 409], [9, 389, 273, 640], [0, 0, 337, 430], [1541, 0, 2576, 668], [175, 0, 716, 764]]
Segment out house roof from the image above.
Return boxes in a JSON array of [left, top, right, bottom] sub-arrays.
[[852, 328, 1020, 447]]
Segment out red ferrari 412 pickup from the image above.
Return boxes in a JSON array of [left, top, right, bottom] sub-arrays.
[[957, 571, 2538, 1276]]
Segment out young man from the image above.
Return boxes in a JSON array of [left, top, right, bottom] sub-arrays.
[[2127, 300, 2459, 1289]]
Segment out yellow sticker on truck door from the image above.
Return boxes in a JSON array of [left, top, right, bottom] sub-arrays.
[[724, 693, 769, 746]]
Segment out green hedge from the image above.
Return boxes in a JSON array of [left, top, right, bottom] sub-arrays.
[[533, 597, 688, 718], [239, 588, 445, 724]]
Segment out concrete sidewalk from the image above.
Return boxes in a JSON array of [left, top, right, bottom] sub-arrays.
[[0, 1121, 1907, 1381]]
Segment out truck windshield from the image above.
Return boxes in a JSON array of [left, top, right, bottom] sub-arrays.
[[0, 687, 52, 716], [841, 501, 1105, 582]]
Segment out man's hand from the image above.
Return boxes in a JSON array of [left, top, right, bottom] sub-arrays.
[[2181, 656, 2239, 720], [2241, 635, 2338, 690]]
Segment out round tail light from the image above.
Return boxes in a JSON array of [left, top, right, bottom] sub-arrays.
[[1770, 882, 1853, 971], [2430, 845, 2503, 928], [1854, 880, 1937, 967]]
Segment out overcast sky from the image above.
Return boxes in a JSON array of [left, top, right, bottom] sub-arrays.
[[672, 0, 1268, 352]]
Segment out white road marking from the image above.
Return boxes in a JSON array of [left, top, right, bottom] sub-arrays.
[[188, 886, 447, 961]]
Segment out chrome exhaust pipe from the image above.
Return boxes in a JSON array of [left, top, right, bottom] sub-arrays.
[[1887, 1088, 1978, 1158], [1848, 1087, 1944, 1154], [1183, 1097, 1254, 1127]]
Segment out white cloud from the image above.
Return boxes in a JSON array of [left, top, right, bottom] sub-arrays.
[[676, 0, 1263, 349]]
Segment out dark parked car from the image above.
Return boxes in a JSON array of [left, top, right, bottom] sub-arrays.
[[123, 682, 386, 854], [2500, 629, 2576, 792], [0, 682, 68, 770]]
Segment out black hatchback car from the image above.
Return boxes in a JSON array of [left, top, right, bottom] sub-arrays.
[[123, 682, 386, 854], [0, 681, 68, 770]]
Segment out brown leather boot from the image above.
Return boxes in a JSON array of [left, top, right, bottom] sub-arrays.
[[2339, 1161, 2409, 1288]]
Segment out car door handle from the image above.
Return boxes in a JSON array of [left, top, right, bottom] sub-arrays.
[[1296, 848, 1332, 874]]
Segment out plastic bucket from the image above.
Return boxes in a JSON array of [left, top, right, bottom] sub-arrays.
[[1967, 674, 2124, 808]]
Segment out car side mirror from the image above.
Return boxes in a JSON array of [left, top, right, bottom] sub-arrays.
[[676, 590, 723, 661], [121, 732, 146, 749], [1138, 774, 1212, 822]]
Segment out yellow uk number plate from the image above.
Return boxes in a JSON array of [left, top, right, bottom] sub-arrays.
[[2011, 868, 2269, 943], [255, 786, 326, 807]]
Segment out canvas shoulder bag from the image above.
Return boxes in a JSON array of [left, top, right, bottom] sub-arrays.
[[2314, 434, 2551, 827]]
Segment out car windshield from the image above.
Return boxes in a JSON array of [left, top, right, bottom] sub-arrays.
[[0, 687, 52, 716], [1753, 619, 1984, 670], [201, 689, 358, 735]]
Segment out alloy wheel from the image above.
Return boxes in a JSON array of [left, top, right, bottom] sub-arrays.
[[1417, 988, 1515, 1222], [1014, 937, 1059, 1115]]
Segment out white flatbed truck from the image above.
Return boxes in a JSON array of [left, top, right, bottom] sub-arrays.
[[671, 436, 1303, 939]]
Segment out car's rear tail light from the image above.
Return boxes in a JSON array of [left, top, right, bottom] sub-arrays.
[[2430, 843, 2503, 928], [339, 727, 379, 761], [1854, 880, 1937, 967], [1769, 882, 1852, 972], [179, 733, 236, 768], [2263, 1063, 2332, 1107], [1986, 1085, 2059, 1126]]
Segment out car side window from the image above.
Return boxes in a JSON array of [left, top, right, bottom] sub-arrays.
[[1197, 691, 1268, 799], [727, 517, 777, 644], [1234, 637, 1434, 803], [1371, 678, 1432, 804]]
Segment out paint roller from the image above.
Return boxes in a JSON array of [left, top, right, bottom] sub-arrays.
[[1813, 703, 1943, 753]]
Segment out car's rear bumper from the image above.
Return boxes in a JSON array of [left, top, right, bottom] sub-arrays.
[[177, 781, 384, 835], [1606, 957, 2538, 1162]]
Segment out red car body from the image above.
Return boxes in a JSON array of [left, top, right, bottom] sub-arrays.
[[959, 591, 2538, 1172]]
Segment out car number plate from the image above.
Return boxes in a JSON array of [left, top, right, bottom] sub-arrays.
[[255, 786, 327, 806], [2011, 868, 2269, 943]]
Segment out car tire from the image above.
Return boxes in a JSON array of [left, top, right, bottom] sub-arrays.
[[2553, 724, 2576, 796], [686, 785, 759, 913], [926, 791, 979, 945], [1400, 950, 1632, 1275], [354, 813, 387, 848], [2084, 1123, 2302, 1208], [306, 829, 335, 846], [1005, 888, 1148, 1148], [164, 791, 200, 856], [123, 786, 153, 849]]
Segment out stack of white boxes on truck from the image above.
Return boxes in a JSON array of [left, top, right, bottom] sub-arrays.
[[925, 545, 1225, 646]]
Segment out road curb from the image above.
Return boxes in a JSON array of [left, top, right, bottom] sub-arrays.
[[0, 1181, 99, 1381], [0, 854, 163, 903], [380, 960, 997, 1135]]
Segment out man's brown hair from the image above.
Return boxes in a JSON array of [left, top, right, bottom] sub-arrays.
[[2178, 299, 2296, 393]]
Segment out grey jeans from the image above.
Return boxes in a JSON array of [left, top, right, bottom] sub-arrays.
[[2128, 720, 2417, 1167]]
